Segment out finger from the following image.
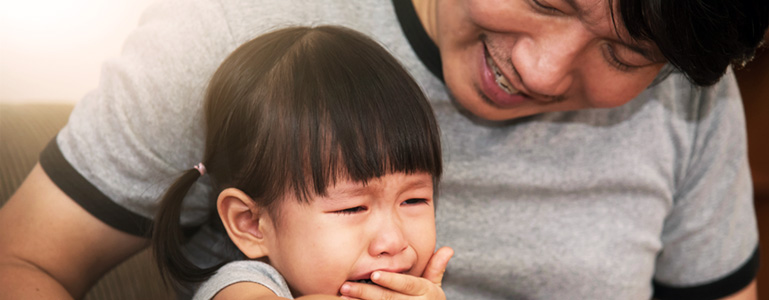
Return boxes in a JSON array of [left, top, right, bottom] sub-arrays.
[[340, 281, 405, 300], [369, 271, 430, 296], [422, 246, 454, 285]]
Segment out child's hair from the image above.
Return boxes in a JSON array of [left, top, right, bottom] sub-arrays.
[[151, 25, 442, 285]]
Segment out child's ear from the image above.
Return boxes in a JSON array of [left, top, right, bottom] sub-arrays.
[[217, 188, 273, 259]]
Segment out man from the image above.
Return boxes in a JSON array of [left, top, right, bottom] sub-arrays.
[[1, 0, 766, 299]]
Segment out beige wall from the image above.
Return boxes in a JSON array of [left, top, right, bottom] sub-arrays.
[[0, 0, 156, 103]]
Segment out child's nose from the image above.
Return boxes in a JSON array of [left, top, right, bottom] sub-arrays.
[[368, 217, 408, 257]]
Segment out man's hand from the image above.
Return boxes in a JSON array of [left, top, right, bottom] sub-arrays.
[[339, 246, 453, 300]]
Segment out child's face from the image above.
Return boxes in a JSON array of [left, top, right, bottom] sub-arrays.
[[261, 172, 436, 296]]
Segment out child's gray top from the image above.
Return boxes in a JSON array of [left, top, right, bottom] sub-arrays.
[[193, 261, 292, 300], [44, 0, 758, 298]]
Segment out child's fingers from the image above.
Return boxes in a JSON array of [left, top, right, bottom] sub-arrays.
[[422, 246, 454, 285], [339, 248, 453, 299], [370, 271, 431, 296], [340, 280, 408, 300]]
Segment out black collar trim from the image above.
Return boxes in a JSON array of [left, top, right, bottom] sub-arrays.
[[392, 0, 444, 82]]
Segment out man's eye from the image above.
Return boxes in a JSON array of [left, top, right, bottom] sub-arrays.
[[602, 44, 650, 72], [334, 206, 367, 215], [605, 45, 634, 72], [531, 0, 561, 13], [402, 198, 428, 206]]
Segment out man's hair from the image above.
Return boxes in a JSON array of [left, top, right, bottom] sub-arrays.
[[152, 25, 442, 284], [617, 0, 769, 86]]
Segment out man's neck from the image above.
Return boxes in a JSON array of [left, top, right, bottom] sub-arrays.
[[411, 0, 438, 42]]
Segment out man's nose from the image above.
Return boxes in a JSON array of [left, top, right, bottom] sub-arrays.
[[512, 25, 589, 97], [368, 215, 408, 257]]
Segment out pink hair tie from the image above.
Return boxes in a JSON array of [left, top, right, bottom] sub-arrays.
[[193, 163, 207, 176]]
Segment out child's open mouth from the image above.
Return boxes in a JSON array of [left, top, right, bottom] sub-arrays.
[[354, 278, 374, 284]]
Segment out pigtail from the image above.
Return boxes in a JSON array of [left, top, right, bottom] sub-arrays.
[[152, 168, 220, 285]]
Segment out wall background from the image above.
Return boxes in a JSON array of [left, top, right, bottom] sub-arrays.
[[0, 0, 156, 103]]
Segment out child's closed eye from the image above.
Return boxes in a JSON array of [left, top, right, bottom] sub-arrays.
[[333, 206, 368, 215], [402, 198, 429, 206]]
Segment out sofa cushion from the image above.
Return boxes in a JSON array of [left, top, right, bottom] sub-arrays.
[[0, 102, 174, 300]]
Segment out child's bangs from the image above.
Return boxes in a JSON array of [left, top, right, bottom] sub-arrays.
[[207, 26, 441, 206], [273, 27, 443, 202]]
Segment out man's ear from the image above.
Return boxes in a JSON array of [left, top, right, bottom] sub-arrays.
[[217, 188, 273, 259]]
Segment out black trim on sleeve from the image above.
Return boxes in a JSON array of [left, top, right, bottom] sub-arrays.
[[40, 136, 153, 237], [652, 246, 760, 299], [392, 0, 444, 82]]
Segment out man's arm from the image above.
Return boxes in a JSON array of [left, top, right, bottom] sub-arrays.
[[0, 164, 148, 299]]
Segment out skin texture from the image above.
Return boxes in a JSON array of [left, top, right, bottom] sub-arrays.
[[218, 172, 448, 299]]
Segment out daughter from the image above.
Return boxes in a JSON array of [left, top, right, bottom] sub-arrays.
[[151, 26, 453, 300]]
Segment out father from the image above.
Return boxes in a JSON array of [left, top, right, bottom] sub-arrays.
[[1, 0, 767, 299]]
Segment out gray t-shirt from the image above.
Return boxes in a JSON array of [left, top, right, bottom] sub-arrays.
[[44, 0, 758, 299], [193, 261, 292, 300]]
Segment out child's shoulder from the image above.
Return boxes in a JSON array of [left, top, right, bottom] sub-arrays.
[[193, 261, 293, 300]]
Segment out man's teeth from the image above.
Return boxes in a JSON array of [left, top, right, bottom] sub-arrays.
[[354, 279, 374, 284], [486, 52, 518, 95]]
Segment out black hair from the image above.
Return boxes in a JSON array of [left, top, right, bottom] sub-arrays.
[[616, 0, 769, 86], [152, 25, 442, 284]]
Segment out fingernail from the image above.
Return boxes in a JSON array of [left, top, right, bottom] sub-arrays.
[[371, 271, 380, 280], [340, 283, 351, 293]]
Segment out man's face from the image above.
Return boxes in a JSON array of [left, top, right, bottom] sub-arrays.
[[260, 172, 437, 296], [432, 0, 667, 121]]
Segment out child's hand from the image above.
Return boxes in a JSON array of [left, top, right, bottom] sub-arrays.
[[339, 246, 453, 300]]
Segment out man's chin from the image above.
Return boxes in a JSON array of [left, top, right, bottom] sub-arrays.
[[448, 94, 538, 122]]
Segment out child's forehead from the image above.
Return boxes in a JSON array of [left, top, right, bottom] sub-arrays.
[[322, 172, 434, 197]]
